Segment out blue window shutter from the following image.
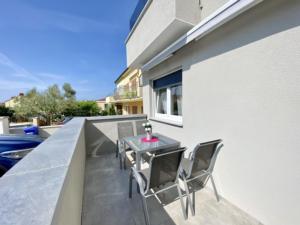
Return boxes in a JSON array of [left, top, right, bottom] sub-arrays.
[[153, 70, 182, 89]]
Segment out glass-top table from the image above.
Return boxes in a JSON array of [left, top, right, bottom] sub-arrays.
[[122, 133, 180, 170]]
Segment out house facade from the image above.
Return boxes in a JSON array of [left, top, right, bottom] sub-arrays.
[[3, 93, 24, 108], [126, 0, 300, 225], [107, 68, 143, 115], [95, 98, 107, 111]]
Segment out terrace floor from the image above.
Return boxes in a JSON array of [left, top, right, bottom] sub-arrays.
[[82, 144, 262, 225]]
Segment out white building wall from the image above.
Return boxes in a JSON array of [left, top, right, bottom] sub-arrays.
[[126, 0, 176, 65], [200, 0, 230, 19], [143, 0, 300, 224], [0, 117, 9, 134], [126, 0, 201, 67]]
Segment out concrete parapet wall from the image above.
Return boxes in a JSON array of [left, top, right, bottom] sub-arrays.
[[0, 115, 147, 225], [85, 114, 147, 156], [38, 125, 62, 138], [9, 124, 61, 137], [0, 118, 86, 225]]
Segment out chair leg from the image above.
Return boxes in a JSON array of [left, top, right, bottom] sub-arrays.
[[116, 140, 119, 158], [129, 170, 133, 198], [123, 157, 127, 170], [210, 174, 220, 202], [192, 190, 195, 212], [185, 197, 189, 217], [119, 153, 123, 170], [141, 197, 150, 225], [177, 184, 188, 220], [182, 179, 195, 216]]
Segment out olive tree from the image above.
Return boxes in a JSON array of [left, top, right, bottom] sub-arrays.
[[14, 83, 75, 125]]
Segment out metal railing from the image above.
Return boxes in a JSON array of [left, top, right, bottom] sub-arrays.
[[113, 85, 142, 100]]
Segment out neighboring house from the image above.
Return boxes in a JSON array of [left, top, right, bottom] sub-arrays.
[[4, 93, 24, 108], [95, 98, 107, 111], [126, 0, 300, 225], [107, 68, 143, 115]]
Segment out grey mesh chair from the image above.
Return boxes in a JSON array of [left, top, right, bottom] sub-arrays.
[[116, 122, 134, 169], [135, 120, 147, 135], [179, 139, 223, 216], [129, 147, 187, 225]]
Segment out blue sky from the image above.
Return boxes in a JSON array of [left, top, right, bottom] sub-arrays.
[[0, 0, 138, 102]]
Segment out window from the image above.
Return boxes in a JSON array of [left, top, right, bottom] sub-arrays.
[[116, 105, 122, 115], [153, 70, 182, 124], [157, 88, 167, 114], [171, 84, 182, 116], [132, 106, 138, 114], [124, 105, 130, 115]]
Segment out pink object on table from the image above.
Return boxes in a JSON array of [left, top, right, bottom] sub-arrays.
[[141, 136, 159, 143]]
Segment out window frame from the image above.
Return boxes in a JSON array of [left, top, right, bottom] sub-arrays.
[[151, 69, 183, 125]]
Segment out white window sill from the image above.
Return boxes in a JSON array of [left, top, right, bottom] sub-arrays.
[[149, 117, 183, 127]]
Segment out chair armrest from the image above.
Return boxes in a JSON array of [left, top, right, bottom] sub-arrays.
[[179, 157, 192, 178], [188, 151, 193, 160], [131, 167, 147, 195]]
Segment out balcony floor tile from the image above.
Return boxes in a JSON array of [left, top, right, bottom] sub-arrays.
[[82, 149, 262, 225]]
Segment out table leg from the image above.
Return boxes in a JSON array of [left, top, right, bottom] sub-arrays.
[[136, 152, 141, 170]]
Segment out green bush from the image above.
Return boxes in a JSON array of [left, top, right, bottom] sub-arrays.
[[0, 105, 14, 117], [75, 101, 100, 117]]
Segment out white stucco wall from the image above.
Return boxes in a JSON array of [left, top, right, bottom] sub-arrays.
[[126, 0, 201, 67], [0, 117, 9, 134], [142, 0, 300, 224], [200, 0, 230, 19], [126, 0, 175, 66], [38, 125, 62, 138]]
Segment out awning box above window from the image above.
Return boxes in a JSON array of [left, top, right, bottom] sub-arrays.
[[153, 70, 182, 89]]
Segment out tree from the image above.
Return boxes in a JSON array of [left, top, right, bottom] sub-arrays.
[[62, 83, 77, 116], [14, 88, 40, 119], [13, 83, 117, 124], [40, 85, 64, 124], [14, 85, 65, 125], [0, 105, 14, 117], [26, 88, 38, 98], [75, 101, 100, 116], [99, 104, 116, 116], [108, 104, 117, 115], [99, 109, 108, 116], [63, 83, 76, 100]]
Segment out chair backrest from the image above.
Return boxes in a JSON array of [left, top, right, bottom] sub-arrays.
[[135, 120, 147, 135], [148, 147, 186, 190], [189, 139, 223, 178], [117, 122, 134, 140]]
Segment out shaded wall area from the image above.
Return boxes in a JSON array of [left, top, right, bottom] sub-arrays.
[[9, 125, 62, 138], [85, 115, 147, 156]]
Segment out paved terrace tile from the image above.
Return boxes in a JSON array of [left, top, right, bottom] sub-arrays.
[[82, 144, 263, 225]]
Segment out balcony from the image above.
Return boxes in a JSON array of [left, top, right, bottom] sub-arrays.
[[113, 85, 143, 102], [0, 115, 262, 225], [126, 0, 201, 67]]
